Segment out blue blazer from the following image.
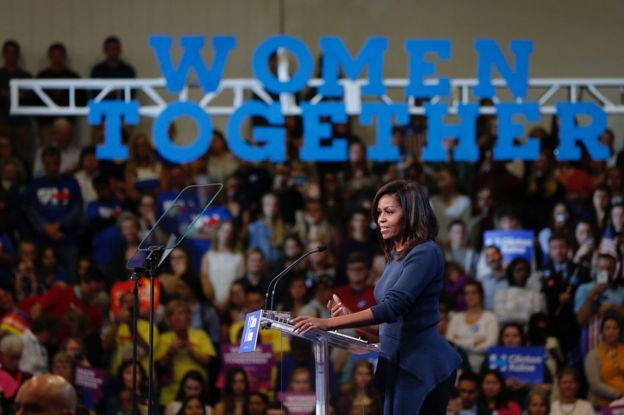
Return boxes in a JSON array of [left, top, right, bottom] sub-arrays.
[[370, 241, 461, 405]]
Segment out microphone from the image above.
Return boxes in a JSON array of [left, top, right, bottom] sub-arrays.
[[265, 245, 327, 311]]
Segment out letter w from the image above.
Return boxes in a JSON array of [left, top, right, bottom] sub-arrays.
[[149, 35, 237, 93]]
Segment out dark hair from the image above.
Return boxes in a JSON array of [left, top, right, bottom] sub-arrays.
[[48, 42, 66, 56], [79, 145, 96, 163], [557, 367, 580, 383], [601, 315, 622, 333], [103, 36, 121, 48], [371, 180, 438, 261], [266, 401, 290, 413], [247, 391, 269, 407], [175, 370, 208, 402], [177, 397, 206, 415], [458, 371, 480, 385], [31, 314, 60, 335], [346, 252, 369, 267], [548, 232, 569, 245], [41, 146, 61, 159], [2, 40, 20, 55], [81, 266, 106, 284], [480, 369, 512, 410], [117, 360, 148, 393], [463, 280, 485, 302], [447, 219, 466, 231], [223, 367, 249, 414], [505, 258, 531, 287], [498, 322, 527, 346]]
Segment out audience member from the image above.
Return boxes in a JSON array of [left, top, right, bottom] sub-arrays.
[[550, 368, 594, 415], [14, 374, 77, 415]]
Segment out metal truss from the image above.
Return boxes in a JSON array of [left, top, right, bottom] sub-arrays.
[[10, 77, 624, 117]]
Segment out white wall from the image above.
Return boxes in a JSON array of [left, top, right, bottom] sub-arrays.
[[1, 0, 622, 145]]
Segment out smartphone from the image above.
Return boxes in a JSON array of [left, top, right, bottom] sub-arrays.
[[597, 270, 609, 285]]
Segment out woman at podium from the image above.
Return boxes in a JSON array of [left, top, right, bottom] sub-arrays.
[[292, 179, 461, 415]]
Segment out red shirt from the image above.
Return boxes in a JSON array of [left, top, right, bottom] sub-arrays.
[[19, 285, 102, 333], [333, 284, 376, 313]]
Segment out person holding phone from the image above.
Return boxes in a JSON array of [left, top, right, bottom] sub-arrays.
[[157, 300, 216, 406], [292, 180, 461, 415]]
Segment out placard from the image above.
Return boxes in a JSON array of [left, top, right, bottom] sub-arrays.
[[488, 346, 544, 384]]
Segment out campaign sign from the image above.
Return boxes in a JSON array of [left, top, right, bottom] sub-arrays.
[[604, 405, 624, 415], [218, 344, 274, 391], [484, 230, 534, 265], [278, 392, 316, 415], [488, 346, 544, 384], [75, 366, 107, 405], [240, 310, 263, 353]]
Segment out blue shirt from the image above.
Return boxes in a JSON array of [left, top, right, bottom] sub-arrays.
[[574, 282, 624, 313], [480, 273, 509, 311]]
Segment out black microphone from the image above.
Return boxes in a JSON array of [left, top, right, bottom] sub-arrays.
[[265, 245, 327, 311]]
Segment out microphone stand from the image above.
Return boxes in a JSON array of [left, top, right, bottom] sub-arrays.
[[265, 246, 326, 311]]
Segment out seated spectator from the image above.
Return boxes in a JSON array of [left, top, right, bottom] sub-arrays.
[[444, 219, 478, 278], [571, 220, 596, 269], [538, 202, 574, 259], [156, 300, 216, 405], [467, 186, 496, 251], [164, 370, 213, 415], [110, 212, 140, 280], [247, 391, 269, 415], [205, 130, 239, 184], [199, 220, 244, 309], [102, 291, 157, 375], [178, 396, 208, 415], [446, 280, 498, 373], [74, 146, 100, 208], [248, 192, 287, 272], [524, 387, 550, 415], [14, 374, 78, 415], [86, 175, 122, 272], [60, 337, 89, 368], [584, 316, 624, 408], [442, 261, 469, 311], [13, 240, 37, 301], [304, 240, 337, 286], [494, 258, 544, 325], [36, 43, 82, 145], [478, 245, 508, 311], [606, 166, 623, 205], [334, 360, 381, 415], [338, 140, 378, 214], [0, 40, 34, 171], [33, 118, 80, 178], [36, 246, 70, 291], [137, 193, 157, 241], [430, 166, 472, 245], [90, 36, 136, 80], [19, 266, 104, 335], [591, 185, 611, 233], [575, 253, 624, 353], [272, 162, 305, 228], [158, 247, 195, 298], [333, 209, 377, 272], [276, 274, 309, 317], [233, 249, 270, 295], [550, 368, 594, 415], [213, 367, 249, 415], [542, 234, 590, 362], [218, 281, 246, 343], [456, 372, 489, 415], [478, 369, 522, 415], [174, 272, 220, 345], [333, 253, 376, 314], [26, 146, 83, 274], [19, 314, 59, 376], [295, 198, 333, 249], [0, 335, 28, 400], [300, 275, 334, 319], [103, 360, 150, 415], [124, 133, 163, 200], [286, 367, 312, 393]]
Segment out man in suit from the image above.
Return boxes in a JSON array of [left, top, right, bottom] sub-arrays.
[[541, 233, 590, 364]]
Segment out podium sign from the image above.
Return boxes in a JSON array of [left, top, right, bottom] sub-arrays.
[[240, 310, 263, 353]]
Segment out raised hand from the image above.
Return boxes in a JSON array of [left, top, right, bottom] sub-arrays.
[[327, 294, 351, 318]]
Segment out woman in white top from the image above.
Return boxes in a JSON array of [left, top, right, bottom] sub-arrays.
[[550, 368, 595, 415], [200, 220, 244, 309], [446, 280, 499, 373], [494, 258, 545, 325]]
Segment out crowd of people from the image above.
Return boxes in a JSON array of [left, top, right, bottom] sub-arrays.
[[0, 35, 624, 415]]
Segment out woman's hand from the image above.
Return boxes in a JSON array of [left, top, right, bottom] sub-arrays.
[[327, 294, 351, 317], [291, 316, 331, 334]]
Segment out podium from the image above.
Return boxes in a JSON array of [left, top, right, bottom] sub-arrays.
[[258, 310, 379, 415]]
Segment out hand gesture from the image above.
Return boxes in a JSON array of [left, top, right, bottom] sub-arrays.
[[327, 294, 351, 317]]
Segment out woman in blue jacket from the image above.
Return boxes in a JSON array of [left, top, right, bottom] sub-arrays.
[[292, 179, 461, 414]]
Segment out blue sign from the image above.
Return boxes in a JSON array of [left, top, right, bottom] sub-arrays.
[[239, 310, 263, 354], [488, 346, 544, 384], [484, 230, 534, 265], [89, 35, 609, 164]]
